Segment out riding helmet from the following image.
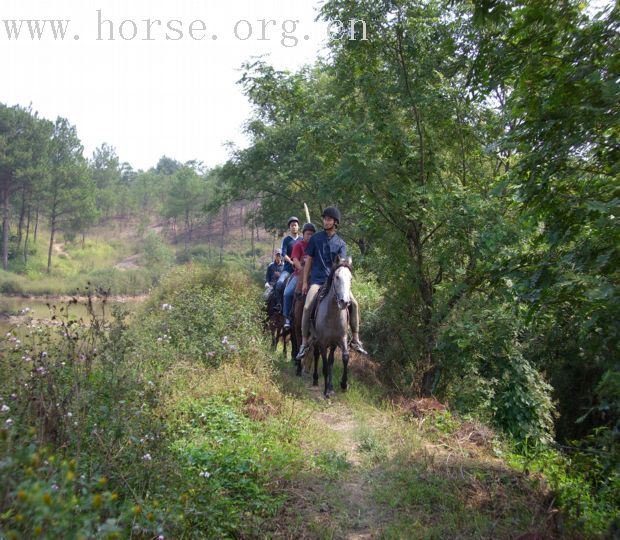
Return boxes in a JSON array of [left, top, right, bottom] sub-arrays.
[[287, 216, 299, 227], [302, 222, 317, 233], [321, 206, 341, 224]]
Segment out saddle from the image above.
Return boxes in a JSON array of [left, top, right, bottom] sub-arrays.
[[309, 282, 329, 329]]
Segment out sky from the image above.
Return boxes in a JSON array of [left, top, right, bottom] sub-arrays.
[[1, 0, 334, 171], [2, 1, 612, 172]]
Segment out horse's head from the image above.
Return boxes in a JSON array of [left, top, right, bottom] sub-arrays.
[[332, 256, 353, 310]]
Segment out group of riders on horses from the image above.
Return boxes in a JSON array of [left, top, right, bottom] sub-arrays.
[[265, 206, 368, 361]]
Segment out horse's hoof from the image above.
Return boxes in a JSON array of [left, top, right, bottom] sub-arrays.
[[312, 378, 319, 387], [340, 382, 348, 391]]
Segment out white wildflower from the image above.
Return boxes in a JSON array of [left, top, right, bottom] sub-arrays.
[[1, 404, 9, 413], [142, 453, 152, 461]]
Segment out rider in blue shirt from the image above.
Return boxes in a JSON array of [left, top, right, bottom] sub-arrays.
[[305, 229, 347, 286], [296, 206, 368, 359]]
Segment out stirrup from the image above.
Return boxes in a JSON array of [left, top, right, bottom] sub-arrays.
[[295, 343, 309, 360], [350, 341, 369, 355]]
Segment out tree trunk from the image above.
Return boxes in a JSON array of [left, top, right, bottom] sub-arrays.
[[2, 178, 10, 271], [251, 217, 256, 269], [408, 232, 438, 396], [184, 209, 189, 254], [34, 205, 39, 243], [207, 216, 212, 259], [219, 226, 224, 263], [16, 185, 26, 251], [47, 218, 56, 274], [24, 204, 31, 263]]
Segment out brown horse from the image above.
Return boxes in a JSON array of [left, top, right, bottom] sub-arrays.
[[265, 288, 290, 355]]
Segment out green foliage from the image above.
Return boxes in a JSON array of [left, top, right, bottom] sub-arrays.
[[167, 396, 288, 536], [509, 445, 620, 537], [312, 450, 352, 479], [0, 265, 308, 538], [141, 231, 174, 269], [439, 299, 556, 444]]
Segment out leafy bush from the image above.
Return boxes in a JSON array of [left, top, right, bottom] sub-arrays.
[[141, 231, 174, 269], [509, 446, 620, 537], [438, 300, 556, 444], [0, 272, 25, 294], [0, 264, 307, 538]]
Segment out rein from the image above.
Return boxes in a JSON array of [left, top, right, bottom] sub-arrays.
[[323, 260, 352, 308]]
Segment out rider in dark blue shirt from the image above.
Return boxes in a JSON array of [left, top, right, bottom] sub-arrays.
[[305, 229, 347, 286]]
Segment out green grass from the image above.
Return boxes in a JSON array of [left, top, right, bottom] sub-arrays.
[[1, 229, 164, 295]]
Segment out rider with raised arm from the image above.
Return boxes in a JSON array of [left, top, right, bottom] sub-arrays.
[[295, 207, 368, 360], [283, 222, 316, 330], [274, 216, 300, 311]]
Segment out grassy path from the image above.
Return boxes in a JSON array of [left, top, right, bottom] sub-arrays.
[[268, 352, 558, 540]]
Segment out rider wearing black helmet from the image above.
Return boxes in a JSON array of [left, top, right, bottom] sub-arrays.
[[282, 222, 316, 330], [296, 206, 368, 358], [274, 216, 301, 311]]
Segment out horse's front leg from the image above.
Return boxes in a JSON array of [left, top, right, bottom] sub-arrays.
[[312, 347, 320, 386], [341, 352, 349, 392], [290, 325, 298, 363], [321, 346, 330, 397], [271, 324, 277, 349], [325, 346, 335, 398]]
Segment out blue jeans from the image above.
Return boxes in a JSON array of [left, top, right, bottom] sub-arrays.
[[275, 270, 291, 305], [283, 275, 298, 318]]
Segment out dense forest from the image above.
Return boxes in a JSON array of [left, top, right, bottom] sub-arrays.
[[0, 0, 618, 537]]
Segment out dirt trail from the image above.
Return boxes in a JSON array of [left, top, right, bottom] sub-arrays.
[[274, 362, 391, 539], [310, 389, 378, 538], [273, 354, 558, 540]]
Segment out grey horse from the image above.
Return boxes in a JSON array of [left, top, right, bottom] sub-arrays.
[[310, 256, 353, 398]]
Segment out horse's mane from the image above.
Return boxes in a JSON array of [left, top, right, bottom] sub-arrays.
[[324, 258, 353, 294]]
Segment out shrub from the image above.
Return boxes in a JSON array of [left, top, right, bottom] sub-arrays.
[[0, 263, 302, 538]]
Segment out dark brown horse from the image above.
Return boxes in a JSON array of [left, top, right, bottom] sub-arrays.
[[265, 288, 290, 355]]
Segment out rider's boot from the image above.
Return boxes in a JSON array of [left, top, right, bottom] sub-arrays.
[[295, 340, 310, 360], [349, 333, 369, 355]]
